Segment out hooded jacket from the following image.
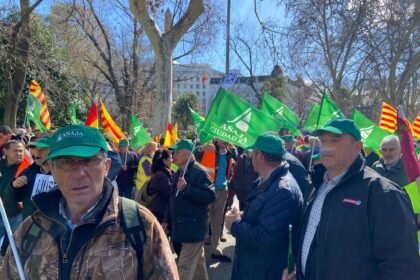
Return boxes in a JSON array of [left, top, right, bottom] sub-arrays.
[[1, 179, 178, 280]]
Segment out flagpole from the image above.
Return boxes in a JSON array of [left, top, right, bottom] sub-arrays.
[[308, 138, 320, 169], [0, 198, 26, 280], [23, 94, 30, 130], [124, 150, 128, 166], [175, 141, 197, 197], [316, 91, 326, 130]]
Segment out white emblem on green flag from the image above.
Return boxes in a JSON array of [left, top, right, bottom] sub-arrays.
[[200, 88, 282, 147]]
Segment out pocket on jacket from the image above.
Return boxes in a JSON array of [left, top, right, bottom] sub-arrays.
[[27, 254, 59, 279], [85, 246, 136, 278]]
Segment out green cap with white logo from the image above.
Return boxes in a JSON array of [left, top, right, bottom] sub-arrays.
[[45, 125, 108, 161], [27, 136, 51, 148]]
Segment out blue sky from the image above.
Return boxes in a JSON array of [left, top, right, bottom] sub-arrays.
[[178, 0, 287, 75], [2, 0, 286, 76]]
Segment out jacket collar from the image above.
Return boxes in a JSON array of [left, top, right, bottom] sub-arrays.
[[313, 154, 366, 189], [33, 178, 116, 228], [255, 161, 289, 190]]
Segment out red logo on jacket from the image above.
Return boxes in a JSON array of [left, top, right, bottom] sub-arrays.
[[342, 198, 362, 206]]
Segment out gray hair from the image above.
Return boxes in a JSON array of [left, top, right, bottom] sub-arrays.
[[380, 135, 400, 148]]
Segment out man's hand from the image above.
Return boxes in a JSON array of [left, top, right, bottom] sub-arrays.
[[13, 176, 27, 188], [282, 268, 296, 280], [225, 206, 241, 231], [201, 142, 216, 151], [122, 165, 128, 171], [176, 177, 187, 192]]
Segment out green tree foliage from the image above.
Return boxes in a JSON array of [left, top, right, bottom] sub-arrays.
[[261, 66, 287, 105], [0, 10, 89, 126], [173, 92, 200, 131]]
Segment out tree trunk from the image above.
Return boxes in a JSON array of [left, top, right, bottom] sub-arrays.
[[153, 50, 173, 135], [130, 0, 204, 135], [4, 0, 32, 128]]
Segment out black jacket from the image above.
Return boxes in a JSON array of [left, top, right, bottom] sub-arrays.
[[12, 163, 54, 220], [166, 160, 215, 243], [296, 155, 420, 280], [231, 162, 303, 280], [230, 152, 258, 203], [0, 159, 21, 218], [148, 168, 172, 219]]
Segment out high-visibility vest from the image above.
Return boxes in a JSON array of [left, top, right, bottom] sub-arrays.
[[200, 150, 233, 182], [136, 156, 152, 190]]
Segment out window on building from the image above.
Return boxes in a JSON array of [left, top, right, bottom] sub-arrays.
[[196, 84, 200, 89], [190, 84, 194, 89]]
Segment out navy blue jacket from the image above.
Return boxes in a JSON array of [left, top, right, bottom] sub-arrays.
[[284, 152, 313, 203], [231, 162, 303, 280]]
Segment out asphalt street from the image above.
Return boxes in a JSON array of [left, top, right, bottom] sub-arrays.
[[206, 226, 236, 280]]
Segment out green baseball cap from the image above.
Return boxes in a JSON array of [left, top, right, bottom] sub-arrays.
[[169, 139, 194, 151], [312, 119, 361, 141], [119, 139, 128, 147], [27, 136, 51, 148], [45, 125, 108, 161], [245, 133, 285, 157], [282, 135, 294, 143]]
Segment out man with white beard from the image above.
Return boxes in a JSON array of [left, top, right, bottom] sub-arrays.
[[372, 135, 409, 187]]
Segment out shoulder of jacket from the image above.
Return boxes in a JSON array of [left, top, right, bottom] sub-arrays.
[[361, 167, 403, 193]]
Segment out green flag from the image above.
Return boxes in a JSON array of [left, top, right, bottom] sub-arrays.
[[129, 113, 151, 150], [71, 101, 84, 125], [188, 105, 205, 131], [26, 94, 47, 132], [302, 104, 320, 132], [416, 145, 420, 157], [261, 92, 300, 135], [200, 88, 282, 147], [302, 94, 344, 132], [352, 109, 390, 151]]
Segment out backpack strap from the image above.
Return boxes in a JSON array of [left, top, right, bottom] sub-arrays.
[[21, 221, 43, 263], [119, 197, 147, 280]]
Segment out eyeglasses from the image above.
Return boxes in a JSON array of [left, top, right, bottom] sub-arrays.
[[53, 157, 105, 171]]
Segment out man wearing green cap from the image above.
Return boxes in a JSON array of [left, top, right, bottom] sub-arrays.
[[297, 119, 420, 280], [116, 139, 139, 198], [225, 133, 303, 280], [165, 139, 215, 280], [2, 125, 178, 279], [283, 135, 304, 163], [12, 136, 54, 221]]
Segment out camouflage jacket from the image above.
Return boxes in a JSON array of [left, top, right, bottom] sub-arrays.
[[1, 180, 178, 280]]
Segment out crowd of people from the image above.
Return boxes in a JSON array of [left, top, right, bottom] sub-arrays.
[[0, 120, 419, 279]]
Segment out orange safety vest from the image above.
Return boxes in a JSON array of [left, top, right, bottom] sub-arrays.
[[200, 150, 233, 182]]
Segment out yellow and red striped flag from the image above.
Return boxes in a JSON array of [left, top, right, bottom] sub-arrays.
[[379, 101, 397, 133], [173, 123, 179, 142], [29, 80, 51, 130], [85, 102, 99, 128], [153, 134, 161, 144], [99, 100, 124, 141], [163, 123, 177, 148], [413, 114, 420, 139]]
